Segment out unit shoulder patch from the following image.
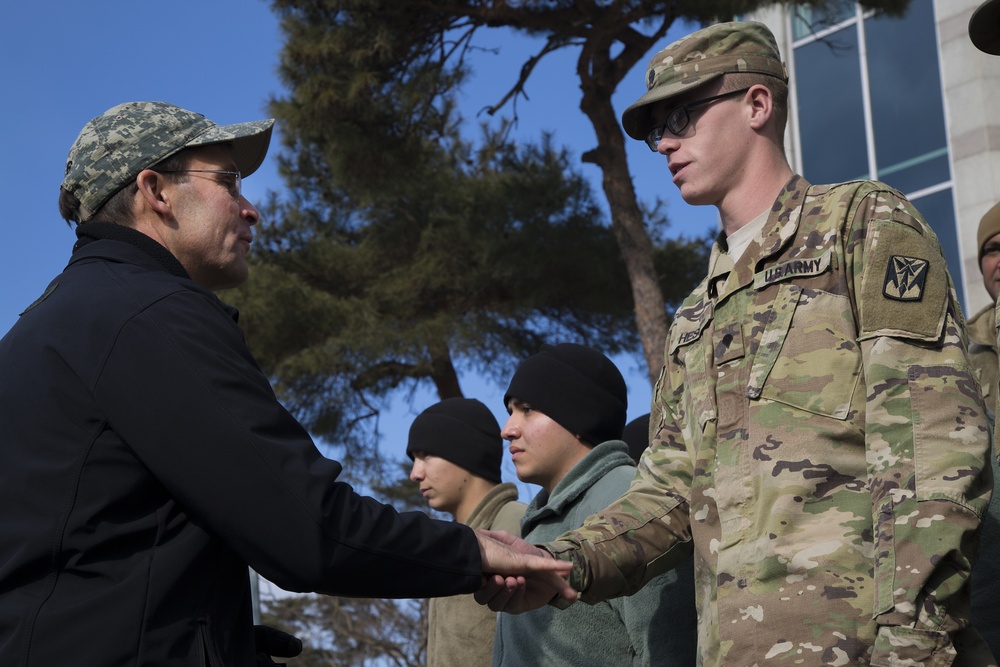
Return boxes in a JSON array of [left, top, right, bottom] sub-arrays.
[[882, 255, 928, 302], [859, 218, 947, 341]]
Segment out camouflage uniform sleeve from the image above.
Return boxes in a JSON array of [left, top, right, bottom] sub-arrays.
[[544, 362, 695, 602], [850, 187, 992, 665]]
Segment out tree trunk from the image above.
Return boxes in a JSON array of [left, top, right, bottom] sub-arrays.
[[428, 342, 463, 399], [579, 69, 668, 386]]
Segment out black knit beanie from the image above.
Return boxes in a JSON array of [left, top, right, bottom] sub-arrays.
[[405, 398, 503, 484], [503, 343, 628, 446]]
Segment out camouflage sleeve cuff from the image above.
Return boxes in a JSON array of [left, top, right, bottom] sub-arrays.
[[536, 542, 582, 609], [540, 541, 591, 594]]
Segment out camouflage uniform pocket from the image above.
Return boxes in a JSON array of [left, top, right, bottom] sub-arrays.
[[751, 284, 862, 420]]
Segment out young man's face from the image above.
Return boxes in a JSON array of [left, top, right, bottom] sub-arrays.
[[982, 232, 1000, 303], [647, 80, 753, 208], [502, 398, 588, 493], [155, 144, 260, 291], [409, 452, 471, 517]]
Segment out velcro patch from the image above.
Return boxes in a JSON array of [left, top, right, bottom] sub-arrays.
[[859, 219, 947, 341], [882, 255, 928, 301]]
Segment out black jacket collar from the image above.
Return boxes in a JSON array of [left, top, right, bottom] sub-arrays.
[[74, 221, 190, 280], [70, 222, 240, 322]]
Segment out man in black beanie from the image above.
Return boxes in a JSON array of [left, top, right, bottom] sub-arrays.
[[408, 398, 526, 667], [492, 343, 696, 667]]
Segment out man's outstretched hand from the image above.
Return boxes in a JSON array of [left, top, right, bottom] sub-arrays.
[[474, 529, 577, 613]]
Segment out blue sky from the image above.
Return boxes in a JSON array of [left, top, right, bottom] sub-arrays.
[[0, 2, 714, 494]]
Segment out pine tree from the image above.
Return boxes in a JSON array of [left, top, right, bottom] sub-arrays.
[[262, 0, 912, 385]]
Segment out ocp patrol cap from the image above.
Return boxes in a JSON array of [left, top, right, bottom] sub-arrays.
[[977, 200, 1000, 266], [61, 101, 274, 223], [621, 21, 788, 141]]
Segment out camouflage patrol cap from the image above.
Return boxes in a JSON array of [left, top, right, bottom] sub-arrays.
[[970, 0, 1000, 55], [61, 101, 275, 222], [621, 21, 788, 141], [977, 200, 1000, 266]]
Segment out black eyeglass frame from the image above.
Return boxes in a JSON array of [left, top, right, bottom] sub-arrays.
[[154, 169, 242, 198], [643, 87, 752, 151]]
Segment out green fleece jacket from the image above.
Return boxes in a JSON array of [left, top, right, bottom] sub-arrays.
[[427, 482, 526, 667], [493, 441, 697, 666]]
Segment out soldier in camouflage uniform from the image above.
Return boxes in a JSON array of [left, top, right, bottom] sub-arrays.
[[477, 21, 995, 666], [965, 202, 1000, 661], [967, 203, 1000, 416], [969, 0, 1000, 409]]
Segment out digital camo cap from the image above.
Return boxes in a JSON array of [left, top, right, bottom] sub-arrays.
[[61, 101, 274, 222]]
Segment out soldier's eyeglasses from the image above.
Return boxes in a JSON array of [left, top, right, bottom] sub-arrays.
[[155, 169, 242, 199], [644, 87, 751, 151]]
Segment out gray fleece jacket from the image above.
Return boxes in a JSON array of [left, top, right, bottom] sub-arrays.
[[493, 441, 697, 666]]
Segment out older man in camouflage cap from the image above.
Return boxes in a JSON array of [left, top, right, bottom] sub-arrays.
[[0, 102, 574, 666], [478, 20, 994, 667], [59, 101, 273, 224]]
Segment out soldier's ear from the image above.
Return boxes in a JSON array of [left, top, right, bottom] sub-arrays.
[[747, 85, 773, 131]]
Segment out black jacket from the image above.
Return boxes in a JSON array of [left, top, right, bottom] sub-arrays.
[[0, 223, 481, 666]]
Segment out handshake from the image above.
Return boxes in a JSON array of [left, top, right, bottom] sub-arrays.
[[473, 529, 578, 613], [257, 529, 577, 665]]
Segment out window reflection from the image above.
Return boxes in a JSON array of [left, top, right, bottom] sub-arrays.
[[791, 0, 856, 40], [795, 28, 868, 184], [866, 0, 949, 193]]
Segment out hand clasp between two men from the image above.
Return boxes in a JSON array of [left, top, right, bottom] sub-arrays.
[[473, 528, 578, 613]]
